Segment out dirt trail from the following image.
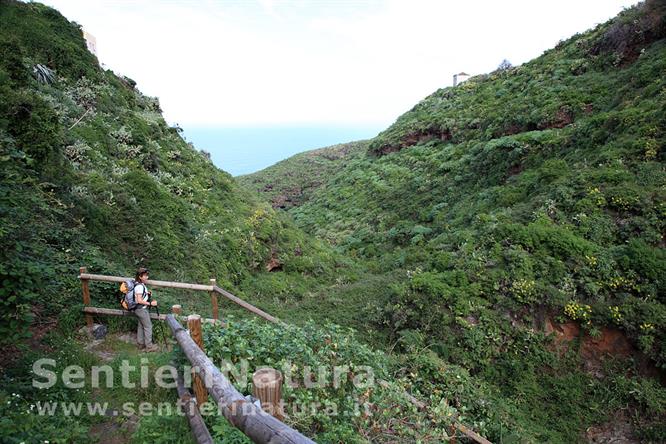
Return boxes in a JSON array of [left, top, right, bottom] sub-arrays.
[[83, 331, 168, 444]]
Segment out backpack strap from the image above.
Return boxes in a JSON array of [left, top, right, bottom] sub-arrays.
[[135, 283, 150, 304]]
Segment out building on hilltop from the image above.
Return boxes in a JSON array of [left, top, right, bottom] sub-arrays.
[[83, 30, 97, 56], [453, 72, 470, 87]]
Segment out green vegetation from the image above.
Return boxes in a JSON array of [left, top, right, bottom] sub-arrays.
[[242, 1, 666, 441], [201, 317, 445, 443], [284, 0, 666, 367], [200, 316, 665, 443], [238, 141, 369, 210], [0, 315, 195, 444], [2, 0, 666, 442], [0, 0, 351, 345]]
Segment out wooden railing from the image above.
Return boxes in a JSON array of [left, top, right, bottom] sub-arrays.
[[77, 266, 300, 443], [77, 267, 493, 444], [78, 266, 280, 325]]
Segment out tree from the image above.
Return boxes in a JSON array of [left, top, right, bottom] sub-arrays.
[[497, 59, 513, 71]]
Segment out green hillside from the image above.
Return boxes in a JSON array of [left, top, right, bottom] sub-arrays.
[[247, 0, 666, 366], [238, 140, 368, 210], [2, 0, 666, 442], [0, 0, 354, 345], [243, 1, 666, 440]]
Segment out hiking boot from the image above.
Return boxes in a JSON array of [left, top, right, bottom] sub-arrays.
[[137, 343, 146, 350], [144, 344, 160, 353]]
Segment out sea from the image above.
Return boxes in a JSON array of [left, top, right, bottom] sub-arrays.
[[181, 125, 383, 177]]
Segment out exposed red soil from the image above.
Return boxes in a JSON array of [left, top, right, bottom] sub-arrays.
[[544, 318, 634, 360], [375, 126, 452, 155], [265, 250, 282, 272], [538, 106, 574, 130]]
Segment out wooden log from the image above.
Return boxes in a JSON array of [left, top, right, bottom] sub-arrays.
[[253, 368, 284, 420], [213, 286, 282, 325], [209, 279, 219, 321], [454, 423, 493, 444], [377, 379, 426, 410], [165, 314, 315, 444], [80, 267, 93, 329], [375, 380, 492, 443], [176, 369, 214, 444], [81, 306, 221, 324], [78, 273, 214, 292], [188, 314, 208, 407], [83, 306, 167, 320]]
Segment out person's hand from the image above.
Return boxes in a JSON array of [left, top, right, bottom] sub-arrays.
[[150, 300, 157, 307]]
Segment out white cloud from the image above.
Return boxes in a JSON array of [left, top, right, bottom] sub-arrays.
[[42, 0, 638, 127]]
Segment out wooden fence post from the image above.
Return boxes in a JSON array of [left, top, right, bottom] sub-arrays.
[[209, 279, 218, 322], [188, 314, 208, 406], [80, 266, 92, 329], [449, 424, 457, 444], [253, 368, 284, 420]]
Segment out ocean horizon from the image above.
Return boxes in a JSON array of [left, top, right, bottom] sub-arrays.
[[182, 125, 384, 177]]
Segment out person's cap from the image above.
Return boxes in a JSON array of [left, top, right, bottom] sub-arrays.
[[137, 267, 149, 275]]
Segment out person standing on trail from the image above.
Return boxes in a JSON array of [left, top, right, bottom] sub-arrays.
[[133, 267, 159, 352]]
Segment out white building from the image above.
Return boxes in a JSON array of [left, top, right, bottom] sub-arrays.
[[83, 30, 97, 56], [453, 72, 470, 87]]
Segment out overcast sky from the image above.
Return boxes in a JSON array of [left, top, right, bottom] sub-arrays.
[[42, 0, 639, 128]]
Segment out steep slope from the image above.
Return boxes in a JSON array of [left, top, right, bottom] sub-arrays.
[[244, 2, 666, 440], [0, 0, 352, 349], [291, 0, 666, 363], [238, 140, 368, 210], [2, 0, 666, 442]]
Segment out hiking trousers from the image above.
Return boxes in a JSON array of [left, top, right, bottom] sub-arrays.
[[135, 307, 153, 346]]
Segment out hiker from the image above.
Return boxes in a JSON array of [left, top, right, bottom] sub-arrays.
[[133, 267, 160, 352]]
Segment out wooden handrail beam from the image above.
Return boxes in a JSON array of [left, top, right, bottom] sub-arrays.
[[213, 286, 283, 325], [177, 368, 214, 444], [82, 306, 221, 325], [165, 314, 315, 444], [78, 273, 214, 292]]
